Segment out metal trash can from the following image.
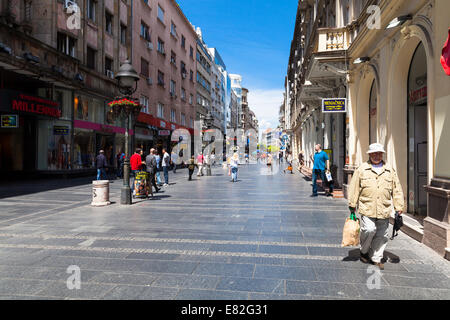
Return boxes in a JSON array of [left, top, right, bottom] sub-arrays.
[[91, 180, 111, 206]]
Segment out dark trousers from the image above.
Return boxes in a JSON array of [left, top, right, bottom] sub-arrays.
[[312, 169, 334, 195], [148, 171, 158, 191], [163, 166, 169, 184], [188, 169, 194, 180]]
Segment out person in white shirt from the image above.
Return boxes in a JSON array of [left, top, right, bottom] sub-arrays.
[[161, 148, 170, 186], [229, 152, 240, 182]]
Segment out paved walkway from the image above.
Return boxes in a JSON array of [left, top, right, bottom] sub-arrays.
[[0, 164, 449, 300]]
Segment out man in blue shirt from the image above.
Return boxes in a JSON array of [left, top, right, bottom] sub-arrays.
[[310, 144, 334, 197]]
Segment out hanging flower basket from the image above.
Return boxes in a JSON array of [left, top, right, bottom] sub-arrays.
[[108, 98, 139, 108]]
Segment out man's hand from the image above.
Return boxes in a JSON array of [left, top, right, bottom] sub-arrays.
[[397, 211, 403, 215]]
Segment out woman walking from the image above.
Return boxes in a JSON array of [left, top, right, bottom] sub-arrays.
[[187, 156, 197, 181], [267, 153, 273, 173], [229, 152, 240, 182]]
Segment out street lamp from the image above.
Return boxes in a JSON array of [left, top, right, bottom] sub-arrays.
[[204, 111, 214, 176], [111, 59, 141, 205]]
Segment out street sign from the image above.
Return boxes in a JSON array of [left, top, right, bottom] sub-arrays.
[[1, 115, 18, 128], [322, 98, 347, 113]]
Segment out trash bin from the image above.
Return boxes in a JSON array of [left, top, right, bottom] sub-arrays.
[[91, 180, 111, 206]]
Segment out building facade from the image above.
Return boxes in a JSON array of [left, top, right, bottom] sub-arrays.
[[131, 0, 197, 154], [0, 0, 129, 176], [285, 0, 450, 259]]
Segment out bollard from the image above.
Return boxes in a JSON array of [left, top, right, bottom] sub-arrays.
[[91, 180, 111, 206]]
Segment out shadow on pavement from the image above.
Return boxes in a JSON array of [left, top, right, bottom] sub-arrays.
[[343, 248, 401, 264], [0, 176, 102, 199]]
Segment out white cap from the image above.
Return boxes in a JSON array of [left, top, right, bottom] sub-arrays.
[[367, 143, 386, 154]]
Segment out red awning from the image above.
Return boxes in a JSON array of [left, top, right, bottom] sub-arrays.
[[441, 28, 450, 76]]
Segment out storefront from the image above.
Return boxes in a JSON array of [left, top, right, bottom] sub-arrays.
[[0, 89, 62, 174]]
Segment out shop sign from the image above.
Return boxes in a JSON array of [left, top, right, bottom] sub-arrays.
[[158, 130, 170, 136], [100, 125, 115, 134], [53, 125, 69, 135], [160, 120, 166, 128], [1, 115, 18, 128], [11, 93, 61, 118], [322, 98, 347, 113], [171, 124, 176, 130], [409, 86, 427, 104]]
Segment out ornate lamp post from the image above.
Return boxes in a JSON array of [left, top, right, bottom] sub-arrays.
[[203, 111, 214, 176], [110, 60, 141, 205]]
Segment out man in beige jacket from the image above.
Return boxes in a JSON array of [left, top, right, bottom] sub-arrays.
[[348, 143, 404, 270]]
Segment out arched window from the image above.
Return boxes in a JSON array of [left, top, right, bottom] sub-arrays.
[[369, 80, 377, 144]]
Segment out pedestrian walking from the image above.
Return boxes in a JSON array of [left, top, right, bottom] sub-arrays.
[[116, 150, 125, 179], [145, 148, 160, 193], [298, 150, 304, 172], [310, 144, 333, 197], [162, 148, 170, 187], [96, 150, 108, 180], [155, 152, 162, 186], [267, 153, 273, 173], [187, 156, 197, 181], [229, 152, 240, 182], [130, 148, 144, 194], [196, 153, 204, 176], [171, 150, 178, 173], [284, 152, 293, 174], [348, 143, 404, 270]]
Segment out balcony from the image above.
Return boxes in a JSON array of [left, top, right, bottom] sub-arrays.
[[317, 28, 349, 53]]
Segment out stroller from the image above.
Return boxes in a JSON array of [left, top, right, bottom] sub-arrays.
[[133, 171, 152, 199]]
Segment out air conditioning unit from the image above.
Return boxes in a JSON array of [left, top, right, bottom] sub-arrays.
[[181, 72, 186, 79], [64, 0, 77, 11], [147, 77, 152, 85], [147, 41, 153, 50], [106, 70, 114, 79]]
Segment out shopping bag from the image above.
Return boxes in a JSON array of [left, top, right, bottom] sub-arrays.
[[341, 212, 360, 247], [325, 171, 333, 182]]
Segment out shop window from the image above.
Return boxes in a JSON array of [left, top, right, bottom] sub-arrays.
[[37, 120, 71, 170], [74, 96, 90, 121], [55, 89, 72, 121], [73, 130, 95, 169]]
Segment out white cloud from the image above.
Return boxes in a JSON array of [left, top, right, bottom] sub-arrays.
[[247, 88, 284, 137]]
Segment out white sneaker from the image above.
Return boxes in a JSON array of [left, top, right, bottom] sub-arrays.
[[163, 183, 169, 187]]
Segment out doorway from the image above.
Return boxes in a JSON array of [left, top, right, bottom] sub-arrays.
[[407, 42, 428, 216]]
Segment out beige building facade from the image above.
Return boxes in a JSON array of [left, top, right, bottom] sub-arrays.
[[286, 0, 450, 259]]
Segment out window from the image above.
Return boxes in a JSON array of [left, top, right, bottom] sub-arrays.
[[170, 109, 176, 123], [170, 22, 177, 37], [190, 46, 193, 58], [190, 70, 193, 81], [157, 38, 165, 54], [87, 0, 96, 22], [140, 22, 150, 41], [180, 61, 186, 77], [190, 117, 193, 128], [140, 95, 149, 114], [189, 94, 193, 105], [170, 80, 176, 96], [120, 24, 127, 45], [157, 5, 164, 23], [196, 72, 210, 91], [140, 58, 149, 77], [86, 47, 96, 70], [157, 103, 164, 118], [157, 70, 164, 86], [181, 88, 186, 100], [105, 11, 112, 34], [57, 32, 76, 57], [181, 35, 186, 48], [170, 51, 176, 65], [181, 113, 186, 126], [105, 57, 113, 75]]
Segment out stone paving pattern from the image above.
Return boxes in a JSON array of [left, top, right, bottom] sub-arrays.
[[0, 164, 449, 300]]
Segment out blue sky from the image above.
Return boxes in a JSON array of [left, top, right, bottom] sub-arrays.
[[177, 0, 298, 130]]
